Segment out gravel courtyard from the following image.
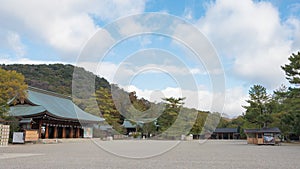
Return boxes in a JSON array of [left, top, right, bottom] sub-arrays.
[[1, 140, 299, 169]]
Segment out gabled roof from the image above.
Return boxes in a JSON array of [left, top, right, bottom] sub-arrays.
[[99, 125, 113, 131], [19, 118, 34, 123], [10, 105, 46, 116], [9, 87, 104, 122], [214, 128, 238, 133], [122, 120, 136, 128], [244, 128, 281, 133]]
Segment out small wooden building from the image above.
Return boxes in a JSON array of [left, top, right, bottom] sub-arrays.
[[211, 128, 239, 139], [9, 87, 104, 139], [122, 120, 137, 135], [244, 128, 281, 145]]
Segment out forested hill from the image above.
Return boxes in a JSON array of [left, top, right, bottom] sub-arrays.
[[0, 63, 213, 136], [0, 64, 110, 95]]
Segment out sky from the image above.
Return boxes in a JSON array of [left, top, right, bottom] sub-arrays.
[[1, 0, 300, 117]]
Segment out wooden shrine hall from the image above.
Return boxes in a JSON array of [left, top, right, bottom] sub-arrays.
[[211, 128, 239, 139], [9, 87, 104, 139]]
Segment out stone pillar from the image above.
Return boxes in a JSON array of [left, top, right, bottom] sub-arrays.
[[62, 127, 66, 138], [53, 126, 58, 138], [45, 125, 49, 139]]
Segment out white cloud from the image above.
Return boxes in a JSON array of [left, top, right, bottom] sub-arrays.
[[0, 57, 68, 65], [78, 61, 119, 83], [197, 0, 298, 89], [183, 7, 193, 20], [6, 31, 26, 58], [80, 60, 204, 86], [170, 20, 225, 78], [0, 0, 146, 59], [122, 84, 246, 117], [285, 17, 300, 52], [223, 87, 248, 117], [117, 17, 147, 37]]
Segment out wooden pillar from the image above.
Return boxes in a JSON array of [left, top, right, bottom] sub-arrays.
[[45, 125, 49, 139], [53, 126, 58, 138], [62, 127, 66, 138], [38, 120, 42, 138], [70, 127, 74, 138], [76, 128, 80, 138]]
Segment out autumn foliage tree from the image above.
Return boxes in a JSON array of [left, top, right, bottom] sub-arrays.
[[0, 68, 27, 117]]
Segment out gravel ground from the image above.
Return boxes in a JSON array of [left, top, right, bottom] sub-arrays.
[[0, 139, 299, 169]]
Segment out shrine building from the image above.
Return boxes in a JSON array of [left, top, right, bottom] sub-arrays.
[[9, 87, 104, 139]]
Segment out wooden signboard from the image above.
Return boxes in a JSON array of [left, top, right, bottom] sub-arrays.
[[24, 130, 39, 141], [0, 124, 10, 146]]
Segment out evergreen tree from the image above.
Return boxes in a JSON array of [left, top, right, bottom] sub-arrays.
[[243, 85, 272, 128], [157, 97, 186, 132], [281, 52, 300, 136], [281, 52, 300, 86]]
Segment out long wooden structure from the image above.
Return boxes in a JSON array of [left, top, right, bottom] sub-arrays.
[[9, 87, 104, 139]]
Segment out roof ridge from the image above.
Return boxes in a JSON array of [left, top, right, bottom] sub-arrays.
[[28, 86, 72, 100]]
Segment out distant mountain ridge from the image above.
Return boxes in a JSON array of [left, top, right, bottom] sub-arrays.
[[0, 64, 111, 96], [1, 63, 215, 137]]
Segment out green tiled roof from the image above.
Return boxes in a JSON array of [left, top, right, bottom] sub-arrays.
[[9, 88, 104, 122], [10, 105, 46, 116], [122, 120, 136, 128], [19, 118, 33, 123]]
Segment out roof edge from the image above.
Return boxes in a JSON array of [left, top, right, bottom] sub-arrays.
[[28, 86, 72, 100]]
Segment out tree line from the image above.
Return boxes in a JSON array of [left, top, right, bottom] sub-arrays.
[[0, 64, 210, 138], [2, 51, 298, 140], [219, 52, 300, 140]]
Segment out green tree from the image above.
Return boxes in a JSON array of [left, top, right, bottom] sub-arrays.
[[162, 97, 186, 109], [281, 52, 300, 85], [281, 52, 300, 136], [157, 97, 186, 133], [190, 111, 208, 136], [0, 68, 27, 117], [94, 87, 124, 133], [243, 85, 272, 128]]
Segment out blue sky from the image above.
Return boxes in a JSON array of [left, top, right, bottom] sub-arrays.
[[1, 0, 300, 117]]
